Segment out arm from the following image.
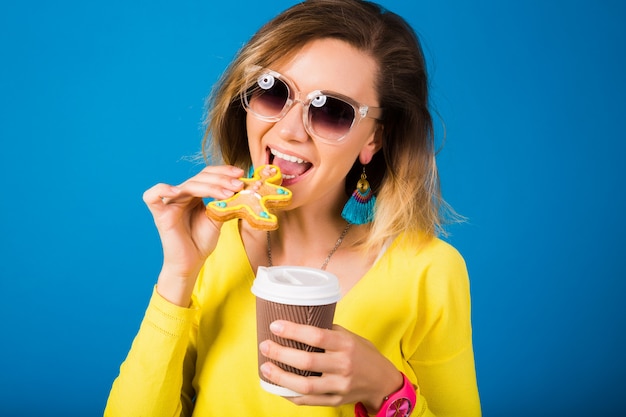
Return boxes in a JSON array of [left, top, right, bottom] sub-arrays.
[[145, 165, 244, 307], [104, 288, 198, 417], [404, 242, 482, 416], [104, 165, 245, 415]]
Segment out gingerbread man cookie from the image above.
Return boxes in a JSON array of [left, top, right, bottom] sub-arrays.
[[205, 165, 292, 230]]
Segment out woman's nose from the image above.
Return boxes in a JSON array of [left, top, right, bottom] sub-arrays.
[[275, 101, 310, 143]]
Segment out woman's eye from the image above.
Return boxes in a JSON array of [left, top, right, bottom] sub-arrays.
[[257, 74, 275, 90], [311, 95, 327, 108]]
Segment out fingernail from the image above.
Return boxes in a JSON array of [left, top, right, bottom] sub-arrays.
[[270, 321, 283, 334], [231, 179, 243, 187], [259, 341, 269, 355], [260, 362, 271, 377], [222, 189, 235, 197]]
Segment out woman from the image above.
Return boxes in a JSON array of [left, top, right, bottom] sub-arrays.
[[105, 1, 481, 416]]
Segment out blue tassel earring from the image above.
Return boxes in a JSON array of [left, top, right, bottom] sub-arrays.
[[341, 167, 376, 225]]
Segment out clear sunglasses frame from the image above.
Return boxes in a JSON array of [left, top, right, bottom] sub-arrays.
[[240, 65, 383, 143]]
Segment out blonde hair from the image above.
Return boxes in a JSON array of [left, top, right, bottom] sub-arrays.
[[203, 0, 457, 250]]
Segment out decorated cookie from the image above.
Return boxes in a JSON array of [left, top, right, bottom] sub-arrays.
[[205, 165, 292, 230]]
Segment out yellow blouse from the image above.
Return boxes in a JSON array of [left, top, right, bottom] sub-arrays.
[[105, 219, 481, 416]]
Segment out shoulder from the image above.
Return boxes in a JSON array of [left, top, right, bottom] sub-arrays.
[[380, 232, 470, 302], [389, 232, 467, 276]]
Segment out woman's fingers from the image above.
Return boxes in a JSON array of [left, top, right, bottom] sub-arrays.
[[260, 340, 326, 374], [259, 360, 346, 401], [177, 176, 242, 201], [177, 165, 245, 199], [144, 165, 244, 206], [143, 183, 182, 206], [259, 338, 352, 378], [180, 167, 244, 196], [258, 322, 357, 385], [268, 321, 351, 353]]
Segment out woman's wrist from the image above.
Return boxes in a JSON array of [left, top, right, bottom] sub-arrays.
[[156, 269, 198, 307], [355, 372, 417, 417], [363, 371, 404, 413]]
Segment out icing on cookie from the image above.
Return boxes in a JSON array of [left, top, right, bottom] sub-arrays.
[[205, 165, 292, 230]]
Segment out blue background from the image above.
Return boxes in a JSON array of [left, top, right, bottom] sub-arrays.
[[1, 1, 624, 416]]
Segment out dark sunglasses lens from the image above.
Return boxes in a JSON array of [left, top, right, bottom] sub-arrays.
[[309, 95, 355, 140], [246, 74, 289, 118]]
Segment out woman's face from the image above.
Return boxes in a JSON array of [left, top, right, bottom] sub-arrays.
[[246, 38, 381, 209]]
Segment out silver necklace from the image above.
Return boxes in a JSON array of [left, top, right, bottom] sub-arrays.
[[266, 223, 352, 271]]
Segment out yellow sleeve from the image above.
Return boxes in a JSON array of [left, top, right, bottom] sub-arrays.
[[406, 241, 481, 417], [104, 287, 198, 417], [336, 235, 481, 417]]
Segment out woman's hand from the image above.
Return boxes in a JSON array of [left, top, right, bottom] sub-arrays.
[[258, 321, 404, 413], [142, 165, 244, 306]]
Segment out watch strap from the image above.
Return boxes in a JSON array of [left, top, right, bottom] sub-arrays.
[[354, 373, 417, 417]]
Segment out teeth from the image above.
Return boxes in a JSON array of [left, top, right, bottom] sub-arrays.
[[270, 148, 308, 164]]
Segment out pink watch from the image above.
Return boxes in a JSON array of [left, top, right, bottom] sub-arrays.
[[354, 373, 417, 417]]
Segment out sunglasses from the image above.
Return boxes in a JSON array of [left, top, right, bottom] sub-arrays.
[[241, 66, 383, 143]]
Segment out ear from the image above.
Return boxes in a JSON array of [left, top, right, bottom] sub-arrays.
[[358, 124, 383, 165]]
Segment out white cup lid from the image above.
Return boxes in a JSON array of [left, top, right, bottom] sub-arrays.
[[251, 266, 341, 306]]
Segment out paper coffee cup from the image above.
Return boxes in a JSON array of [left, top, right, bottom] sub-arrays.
[[251, 266, 342, 397]]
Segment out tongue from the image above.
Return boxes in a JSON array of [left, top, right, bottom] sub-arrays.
[[273, 158, 312, 177]]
